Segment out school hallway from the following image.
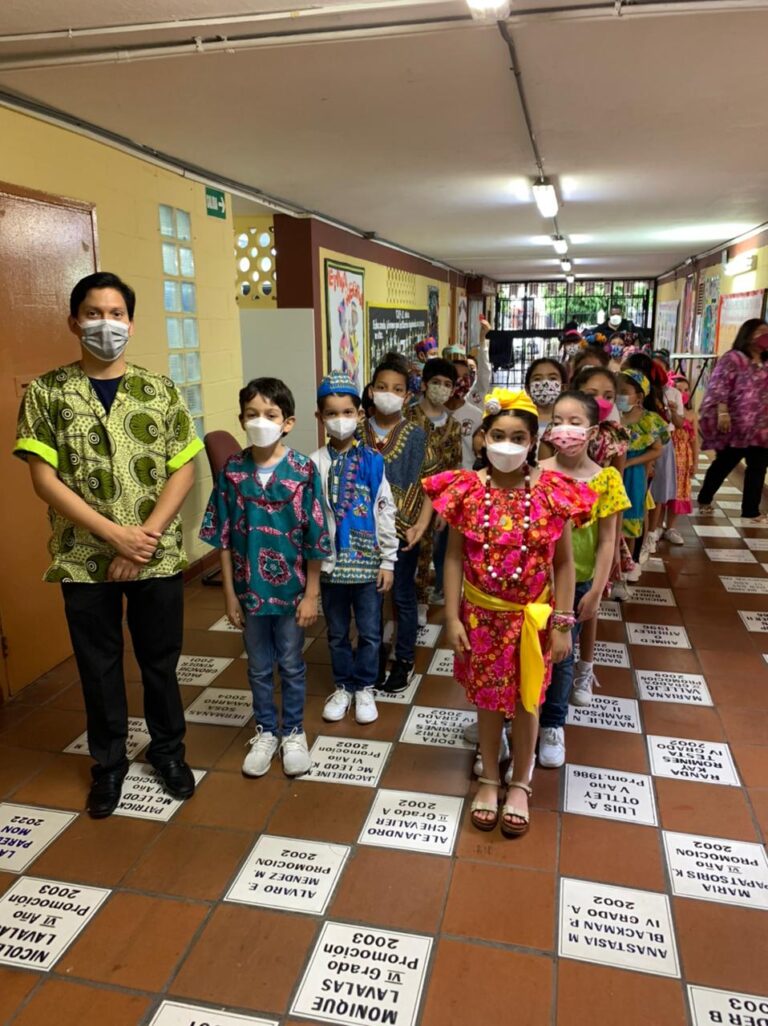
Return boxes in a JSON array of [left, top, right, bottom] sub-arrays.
[[0, 454, 765, 1026]]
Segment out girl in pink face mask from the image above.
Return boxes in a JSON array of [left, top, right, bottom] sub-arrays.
[[538, 391, 630, 738]]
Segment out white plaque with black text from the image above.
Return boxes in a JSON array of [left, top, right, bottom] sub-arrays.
[[564, 765, 658, 826], [662, 831, 768, 910], [647, 735, 740, 787], [225, 835, 350, 915], [359, 790, 464, 856], [566, 695, 641, 733], [0, 804, 77, 875], [290, 921, 432, 1026], [302, 737, 392, 788], [559, 877, 679, 978], [635, 670, 712, 706], [399, 706, 475, 749]]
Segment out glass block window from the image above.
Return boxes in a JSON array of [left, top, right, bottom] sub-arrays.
[[160, 204, 204, 436]]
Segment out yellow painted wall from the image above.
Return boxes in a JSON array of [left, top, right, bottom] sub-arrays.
[[318, 245, 454, 383], [0, 105, 242, 564], [657, 239, 768, 349]]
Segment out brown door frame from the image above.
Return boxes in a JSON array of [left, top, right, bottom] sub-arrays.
[[0, 179, 99, 701]]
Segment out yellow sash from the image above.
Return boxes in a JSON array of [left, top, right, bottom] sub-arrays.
[[462, 580, 552, 715]]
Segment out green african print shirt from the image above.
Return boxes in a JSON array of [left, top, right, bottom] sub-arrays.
[[13, 361, 204, 583]]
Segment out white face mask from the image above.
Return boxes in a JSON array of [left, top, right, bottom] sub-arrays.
[[609, 315, 622, 327], [325, 416, 358, 441], [528, 379, 562, 407], [245, 417, 283, 448], [486, 441, 529, 473], [79, 319, 130, 362], [425, 381, 453, 406], [373, 391, 404, 416]]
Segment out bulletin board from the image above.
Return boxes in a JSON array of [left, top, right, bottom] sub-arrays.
[[716, 290, 765, 353]]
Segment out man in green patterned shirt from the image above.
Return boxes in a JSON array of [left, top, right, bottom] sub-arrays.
[[14, 272, 204, 818]]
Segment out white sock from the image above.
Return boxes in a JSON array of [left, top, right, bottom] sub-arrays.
[[576, 660, 593, 675]]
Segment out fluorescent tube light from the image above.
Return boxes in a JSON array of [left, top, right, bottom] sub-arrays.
[[532, 180, 559, 218]]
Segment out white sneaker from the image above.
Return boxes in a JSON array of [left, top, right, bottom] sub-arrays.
[[612, 580, 630, 601], [664, 527, 684, 545], [463, 719, 479, 744], [323, 688, 352, 722], [242, 728, 279, 777], [473, 728, 510, 777], [281, 729, 312, 776], [626, 563, 642, 583], [538, 726, 566, 768], [417, 603, 428, 627], [355, 687, 379, 725], [638, 540, 652, 564], [571, 663, 594, 707], [504, 752, 536, 786]]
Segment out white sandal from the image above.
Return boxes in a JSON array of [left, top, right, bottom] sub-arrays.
[[501, 781, 532, 837]]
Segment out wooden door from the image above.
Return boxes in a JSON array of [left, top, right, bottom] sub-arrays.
[[0, 182, 97, 698]]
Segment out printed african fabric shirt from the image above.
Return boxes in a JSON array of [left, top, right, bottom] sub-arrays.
[[406, 401, 462, 475], [14, 361, 203, 583], [199, 447, 331, 615], [360, 418, 440, 539]]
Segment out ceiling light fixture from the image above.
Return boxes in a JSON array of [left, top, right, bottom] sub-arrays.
[[561, 259, 572, 273], [565, 274, 575, 284], [466, 0, 512, 21], [532, 179, 559, 218], [551, 235, 568, 255]]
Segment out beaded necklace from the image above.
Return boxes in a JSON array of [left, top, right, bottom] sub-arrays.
[[482, 467, 532, 583]]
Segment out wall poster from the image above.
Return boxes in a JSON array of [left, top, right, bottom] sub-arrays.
[[716, 289, 766, 353], [427, 285, 440, 343], [367, 305, 429, 372], [699, 276, 720, 354], [324, 260, 365, 392], [655, 301, 679, 351], [455, 291, 468, 349]]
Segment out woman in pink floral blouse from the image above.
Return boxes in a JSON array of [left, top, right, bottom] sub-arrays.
[[697, 318, 768, 523]]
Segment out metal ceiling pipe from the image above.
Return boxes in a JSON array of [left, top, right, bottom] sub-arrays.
[[0, 0, 456, 43], [0, 17, 470, 71]]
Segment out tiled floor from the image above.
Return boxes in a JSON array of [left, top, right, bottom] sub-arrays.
[[1, 455, 767, 1026]]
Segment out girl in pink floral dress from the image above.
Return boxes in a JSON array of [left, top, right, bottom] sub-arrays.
[[423, 389, 594, 837]]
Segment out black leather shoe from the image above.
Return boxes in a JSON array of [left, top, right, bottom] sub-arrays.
[[87, 767, 128, 819], [156, 760, 196, 800]]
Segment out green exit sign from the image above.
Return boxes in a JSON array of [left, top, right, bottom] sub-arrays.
[[205, 187, 226, 219]]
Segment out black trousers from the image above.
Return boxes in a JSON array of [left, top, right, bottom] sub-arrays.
[[62, 574, 186, 777], [697, 446, 768, 518]]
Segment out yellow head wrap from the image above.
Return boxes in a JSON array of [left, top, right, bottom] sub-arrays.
[[483, 387, 539, 419]]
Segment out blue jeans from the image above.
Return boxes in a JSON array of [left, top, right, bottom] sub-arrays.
[[243, 613, 306, 735], [539, 580, 592, 729], [433, 527, 448, 593], [391, 540, 420, 663], [321, 580, 383, 692]]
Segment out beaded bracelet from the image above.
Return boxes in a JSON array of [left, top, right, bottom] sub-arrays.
[[551, 611, 576, 633]]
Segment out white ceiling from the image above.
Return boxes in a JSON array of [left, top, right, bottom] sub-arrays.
[[1, 0, 767, 280]]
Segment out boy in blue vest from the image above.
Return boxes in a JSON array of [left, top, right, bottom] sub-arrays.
[[311, 372, 398, 724]]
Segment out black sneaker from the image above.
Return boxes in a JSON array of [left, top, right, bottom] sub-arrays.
[[381, 659, 413, 694]]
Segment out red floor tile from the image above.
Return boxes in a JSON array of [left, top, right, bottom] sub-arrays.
[[557, 961, 686, 1026], [330, 847, 450, 933], [420, 939, 553, 1026], [29, 814, 162, 886], [171, 905, 317, 1013], [0, 967, 37, 1023], [443, 860, 555, 950], [10, 979, 150, 1026], [654, 778, 760, 842], [60, 892, 208, 990], [674, 898, 768, 992], [558, 815, 666, 890], [455, 802, 558, 871], [640, 702, 725, 741]]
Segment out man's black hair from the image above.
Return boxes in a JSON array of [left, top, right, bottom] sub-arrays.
[[239, 377, 295, 419], [70, 272, 136, 320], [422, 358, 458, 385], [371, 351, 410, 389]]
